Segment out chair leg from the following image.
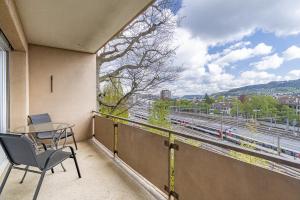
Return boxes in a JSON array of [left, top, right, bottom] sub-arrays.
[[0, 164, 12, 194], [51, 168, 54, 174], [70, 129, 78, 150], [32, 171, 46, 200], [20, 166, 29, 184], [53, 138, 66, 172], [60, 163, 66, 172], [70, 148, 81, 178]]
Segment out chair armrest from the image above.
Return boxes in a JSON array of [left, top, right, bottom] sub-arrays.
[[44, 146, 75, 169]]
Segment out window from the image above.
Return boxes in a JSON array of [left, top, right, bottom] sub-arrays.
[[0, 30, 10, 169]]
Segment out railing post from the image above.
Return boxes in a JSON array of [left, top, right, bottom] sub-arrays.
[[165, 132, 179, 200], [113, 123, 118, 157], [92, 115, 95, 137], [277, 136, 281, 155]]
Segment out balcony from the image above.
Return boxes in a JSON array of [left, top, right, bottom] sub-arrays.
[[0, 141, 156, 200], [1, 0, 300, 199], [71, 112, 300, 200], [0, 112, 300, 200]]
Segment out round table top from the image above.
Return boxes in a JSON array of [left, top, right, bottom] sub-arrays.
[[10, 122, 75, 134]]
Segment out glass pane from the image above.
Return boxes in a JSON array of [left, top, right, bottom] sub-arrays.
[[0, 50, 7, 132], [0, 46, 7, 168]]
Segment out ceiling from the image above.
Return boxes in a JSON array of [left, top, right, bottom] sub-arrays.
[[14, 0, 153, 53]]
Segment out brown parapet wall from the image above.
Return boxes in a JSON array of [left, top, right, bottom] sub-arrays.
[[117, 123, 169, 194], [175, 141, 300, 200], [94, 115, 115, 152]]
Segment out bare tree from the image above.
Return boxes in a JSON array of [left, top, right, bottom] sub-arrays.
[[97, 0, 181, 115]]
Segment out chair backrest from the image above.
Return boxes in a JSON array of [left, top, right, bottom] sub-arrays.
[[0, 133, 38, 167], [28, 113, 52, 124]]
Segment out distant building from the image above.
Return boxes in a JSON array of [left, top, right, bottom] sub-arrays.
[[212, 102, 232, 115], [160, 90, 171, 100], [238, 95, 248, 103], [277, 95, 300, 113]]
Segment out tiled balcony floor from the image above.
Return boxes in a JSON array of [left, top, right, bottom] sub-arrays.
[[0, 141, 156, 200]]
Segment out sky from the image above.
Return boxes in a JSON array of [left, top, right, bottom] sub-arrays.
[[167, 0, 300, 96]]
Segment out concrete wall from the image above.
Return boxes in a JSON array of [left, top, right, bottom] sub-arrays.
[[29, 45, 96, 141]]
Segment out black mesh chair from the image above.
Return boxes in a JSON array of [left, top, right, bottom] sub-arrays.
[[28, 113, 78, 150], [0, 133, 81, 200]]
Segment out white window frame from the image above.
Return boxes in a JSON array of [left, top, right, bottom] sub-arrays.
[[0, 30, 11, 173]]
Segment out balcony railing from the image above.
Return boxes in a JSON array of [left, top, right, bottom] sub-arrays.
[[92, 111, 300, 200]]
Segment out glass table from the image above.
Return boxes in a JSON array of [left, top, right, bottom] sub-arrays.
[[9, 122, 75, 179], [10, 122, 75, 148], [12, 122, 74, 134]]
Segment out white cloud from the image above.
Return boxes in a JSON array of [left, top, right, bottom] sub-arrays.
[[171, 36, 300, 95], [208, 64, 222, 75], [173, 28, 207, 72], [283, 45, 300, 60], [167, 27, 209, 95], [166, 1, 300, 96], [241, 70, 276, 80], [249, 45, 300, 71], [285, 69, 300, 80], [235, 70, 283, 87], [250, 54, 284, 70], [179, 0, 300, 44], [170, 32, 280, 95], [253, 43, 274, 55], [212, 43, 272, 67]]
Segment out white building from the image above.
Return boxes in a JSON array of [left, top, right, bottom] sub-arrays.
[[160, 89, 171, 100]]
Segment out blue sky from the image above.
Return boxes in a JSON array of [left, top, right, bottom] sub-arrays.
[[209, 30, 300, 77], [170, 0, 182, 13], [167, 0, 300, 96]]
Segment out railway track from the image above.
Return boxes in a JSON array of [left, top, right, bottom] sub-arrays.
[[174, 111, 300, 141], [131, 111, 300, 178]]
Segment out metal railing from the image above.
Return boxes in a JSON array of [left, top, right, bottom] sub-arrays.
[[92, 111, 300, 199], [93, 111, 300, 169]]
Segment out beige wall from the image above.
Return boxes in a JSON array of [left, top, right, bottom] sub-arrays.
[[29, 45, 96, 141], [0, 0, 28, 51], [9, 51, 29, 128], [0, 0, 29, 128], [1, 2, 97, 140]]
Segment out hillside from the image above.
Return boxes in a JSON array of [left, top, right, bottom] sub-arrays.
[[182, 95, 203, 99], [215, 79, 300, 96]]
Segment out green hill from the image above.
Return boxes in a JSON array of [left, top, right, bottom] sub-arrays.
[[215, 79, 300, 96]]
